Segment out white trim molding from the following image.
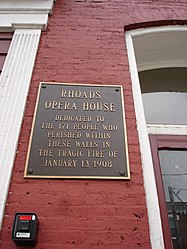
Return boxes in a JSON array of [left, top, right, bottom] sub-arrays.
[[126, 32, 165, 249], [147, 124, 187, 135], [0, 0, 56, 31], [131, 26, 187, 71]]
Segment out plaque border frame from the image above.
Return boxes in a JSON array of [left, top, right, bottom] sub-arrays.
[[24, 82, 130, 180]]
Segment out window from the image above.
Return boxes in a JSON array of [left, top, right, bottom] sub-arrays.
[[138, 41, 187, 249], [0, 33, 12, 74], [150, 135, 187, 249], [139, 68, 187, 125], [126, 26, 187, 249]]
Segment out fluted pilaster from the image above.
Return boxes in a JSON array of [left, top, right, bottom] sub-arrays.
[[0, 29, 41, 227]]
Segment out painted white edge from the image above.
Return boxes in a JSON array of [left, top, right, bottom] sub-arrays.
[[0, 29, 41, 228], [129, 25, 187, 36], [147, 124, 187, 135], [126, 32, 165, 249]]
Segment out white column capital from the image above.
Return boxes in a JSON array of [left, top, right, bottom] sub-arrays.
[[12, 23, 46, 31]]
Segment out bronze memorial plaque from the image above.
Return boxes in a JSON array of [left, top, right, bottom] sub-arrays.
[[24, 82, 130, 179]]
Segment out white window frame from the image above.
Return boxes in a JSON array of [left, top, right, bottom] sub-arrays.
[[0, 0, 56, 228], [126, 26, 187, 249]]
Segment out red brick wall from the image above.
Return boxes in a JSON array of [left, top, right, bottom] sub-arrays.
[[1, 0, 187, 248]]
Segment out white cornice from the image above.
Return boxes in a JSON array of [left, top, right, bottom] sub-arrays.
[[0, 0, 56, 31], [12, 23, 46, 31], [0, 0, 55, 12]]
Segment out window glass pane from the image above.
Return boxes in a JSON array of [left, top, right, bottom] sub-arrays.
[[0, 40, 12, 53], [0, 55, 6, 72], [159, 149, 187, 249], [0, 33, 12, 74], [139, 68, 187, 125]]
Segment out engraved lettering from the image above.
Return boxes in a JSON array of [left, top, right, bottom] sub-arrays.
[[81, 160, 90, 167], [41, 122, 55, 129], [47, 131, 81, 138], [87, 150, 104, 158], [43, 159, 77, 167], [82, 102, 115, 112], [93, 160, 112, 168], [58, 123, 69, 130], [73, 123, 98, 131], [102, 124, 118, 131], [102, 141, 111, 148], [75, 141, 98, 148], [96, 116, 105, 122], [39, 149, 53, 157], [108, 151, 118, 158], [61, 90, 101, 99], [48, 140, 71, 148], [58, 149, 83, 157], [85, 132, 110, 139], [44, 101, 77, 110], [55, 115, 92, 122]]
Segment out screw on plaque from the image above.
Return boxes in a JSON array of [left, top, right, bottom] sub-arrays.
[[28, 169, 33, 174], [42, 85, 46, 89], [115, 88, 119, 92], [119, 170, 125, 176]]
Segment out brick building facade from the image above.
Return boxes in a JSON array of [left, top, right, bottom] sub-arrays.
[[0, 1, 187, 248]]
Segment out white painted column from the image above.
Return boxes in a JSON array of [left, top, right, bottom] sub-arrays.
[[0, 29, 41, 227]]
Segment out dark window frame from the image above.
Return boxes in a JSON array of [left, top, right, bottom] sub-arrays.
[[0, 32, 13, 74], [149, 135, 187, 249]]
